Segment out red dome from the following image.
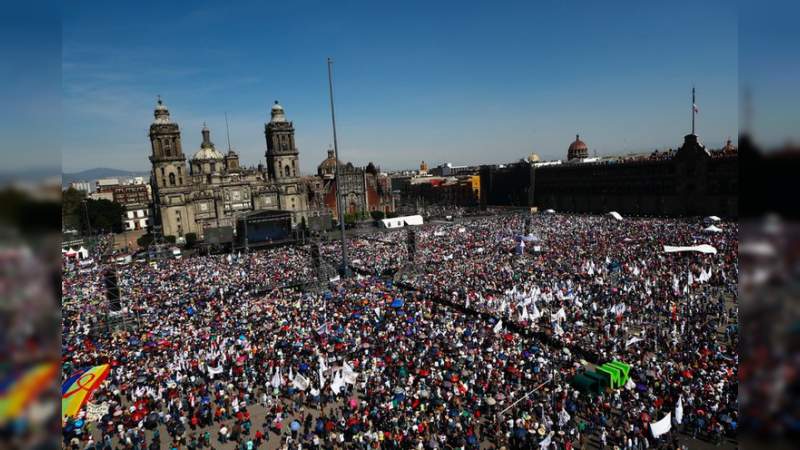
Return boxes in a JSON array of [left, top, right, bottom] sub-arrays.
[[568, 134, 588, 160]]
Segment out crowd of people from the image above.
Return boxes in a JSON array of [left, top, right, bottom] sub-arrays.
[[62, 212, 738, 449]]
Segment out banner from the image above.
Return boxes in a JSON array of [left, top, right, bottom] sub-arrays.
[[292, 374, 310, 391], [85, 402, 109, 422]]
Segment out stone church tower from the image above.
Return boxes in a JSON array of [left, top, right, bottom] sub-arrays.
[[149, 97, 192, 238], [264, 101, 308, 225]]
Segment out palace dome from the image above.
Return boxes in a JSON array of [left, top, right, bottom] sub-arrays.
[[568, 134, 588, 160]]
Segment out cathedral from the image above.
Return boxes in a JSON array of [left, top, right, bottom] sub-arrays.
[[148, 98, 311, 241]]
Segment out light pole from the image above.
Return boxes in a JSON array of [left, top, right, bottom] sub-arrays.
[[327, 57, 350, 277]]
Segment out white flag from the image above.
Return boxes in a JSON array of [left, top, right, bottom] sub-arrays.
[[539, 431, 554, 448], [331, 370, 345, 395], [271, 368, 283, 389], [675, 396, 684, 425], [650, 412, 672, 438], [342, 362, 359, 385], [625, 337, 643, 347], [493, 320, 503, 333]]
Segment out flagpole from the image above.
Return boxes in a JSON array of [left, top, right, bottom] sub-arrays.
[[327, 57, 350, 277], [692, 86, 696, 135]]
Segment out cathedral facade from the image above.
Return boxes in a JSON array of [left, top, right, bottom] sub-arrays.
[[148, 99, 310, 241]]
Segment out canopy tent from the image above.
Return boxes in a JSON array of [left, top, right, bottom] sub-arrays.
[[704, 215, 721, 223], [703, 225, 722, 233], [77, 246, 89, 259], [607, 211, 623, 221], [519, 234, 540, 242], [379, 215, 424, 229], [543, 209, 556, 214], [663, 244, 717, 255]]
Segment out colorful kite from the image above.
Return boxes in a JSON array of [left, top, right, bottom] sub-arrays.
[[61, 364, 110, 422]]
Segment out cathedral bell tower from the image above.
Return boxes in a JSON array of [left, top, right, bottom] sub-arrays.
[[264, 100, 299, 181], [149, 97, 187, 189]]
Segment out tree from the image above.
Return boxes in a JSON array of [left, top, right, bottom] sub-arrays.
[[80, 199, 124, 234], [344, 212, 358, 225], [185, 232, 198, 249], [370, 210, 385, 221], [62, 187, 86, 231], [137, 234, 155, 248], [386, 211, 399, 219]]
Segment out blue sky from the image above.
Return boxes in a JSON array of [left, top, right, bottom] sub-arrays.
[[2, 1, 760, 173]]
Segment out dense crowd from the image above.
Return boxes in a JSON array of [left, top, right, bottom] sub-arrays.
[[62, 213, 738, 449]]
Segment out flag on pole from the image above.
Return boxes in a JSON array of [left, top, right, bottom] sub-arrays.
[[693, 103, 699, 113], [650, 412, 672, 438], [493, 320, 503, 333]]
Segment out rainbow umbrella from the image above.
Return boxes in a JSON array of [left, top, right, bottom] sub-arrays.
[[61, 364, 110, 422]]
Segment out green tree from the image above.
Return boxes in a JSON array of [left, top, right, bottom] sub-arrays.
[[185, 232, 198, 248], [137, 234, 155, 248], [62, 187, 86, 231], [81, 199, 124, 234], [370, 210, 385, 221]]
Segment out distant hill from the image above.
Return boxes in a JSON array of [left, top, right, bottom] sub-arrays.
[[62, 168, 149, 187], [0, 166, 61, 185]]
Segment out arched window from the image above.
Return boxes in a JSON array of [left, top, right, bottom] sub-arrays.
[[163, 139, 172, 156], [169, 172, 176, 186], [284, 165, 291, 177]]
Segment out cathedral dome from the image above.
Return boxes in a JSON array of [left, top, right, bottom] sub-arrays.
[[567, 134, 588, 160], [317, 147, 340, 178], [192, 124, 224, 160], [193, 147, 224, 161]]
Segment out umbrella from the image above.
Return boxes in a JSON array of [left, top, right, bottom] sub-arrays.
[[486, 397, 497, 406], [390, 298, 405, 308], [290, 420, 300, 431]]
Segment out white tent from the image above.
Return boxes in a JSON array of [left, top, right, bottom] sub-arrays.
[[520, 234, 539, 242], [77, 246, 90, 259], [663, 244, 717, 255], [704, 215, 721, 223], [379, 215, 424, 229], [703, 225, 722, 233], [607, 211, 623, 221], [543, 209, 556, 214]]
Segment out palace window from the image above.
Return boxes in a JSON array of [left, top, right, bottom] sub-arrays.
[[169, 173, 176, 186]]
